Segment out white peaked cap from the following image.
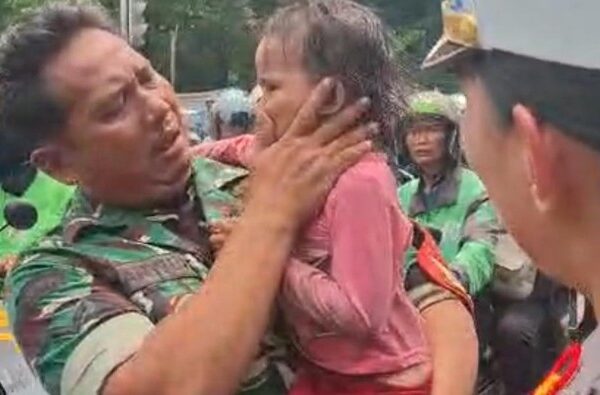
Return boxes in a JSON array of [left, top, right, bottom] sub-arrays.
[[423, 0, 600, 71]]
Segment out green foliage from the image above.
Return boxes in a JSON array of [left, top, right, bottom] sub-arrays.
[[0, 0, 457, 92], [144, 0, 257, 91]]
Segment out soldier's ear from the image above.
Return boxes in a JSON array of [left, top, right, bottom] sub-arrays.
[[30, 144, 77, 185]]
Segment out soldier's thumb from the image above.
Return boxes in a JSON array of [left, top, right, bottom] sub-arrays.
[[254, 110, 277, 149]]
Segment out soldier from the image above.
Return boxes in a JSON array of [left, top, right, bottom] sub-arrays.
[[424, 0, 600, 392]]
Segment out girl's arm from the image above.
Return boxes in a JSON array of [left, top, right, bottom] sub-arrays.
[[191, 134, 256, 168]]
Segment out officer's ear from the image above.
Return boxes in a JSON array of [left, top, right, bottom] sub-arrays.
[[30, 144, 77, 185], [512, 104, 560, 213], [317, 78, 346, 116]]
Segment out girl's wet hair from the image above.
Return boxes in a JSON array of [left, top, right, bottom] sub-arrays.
[[263, 0, 414, 153]]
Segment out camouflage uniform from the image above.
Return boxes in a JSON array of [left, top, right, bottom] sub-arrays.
[[4, 157, 286, 395]]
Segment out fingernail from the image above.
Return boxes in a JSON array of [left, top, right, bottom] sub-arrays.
[[323, 78, 334, 88], [359, 97, 371, 107], [368, 122, 380, 135]]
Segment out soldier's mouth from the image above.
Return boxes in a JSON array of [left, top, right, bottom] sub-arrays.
[[155, 112, 182, 153]]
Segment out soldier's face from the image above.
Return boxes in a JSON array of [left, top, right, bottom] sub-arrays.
[[35, 28, 191, 208]]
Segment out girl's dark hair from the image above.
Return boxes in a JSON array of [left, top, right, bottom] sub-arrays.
[[0, 3, 116, 180], [263, 0, 413, 153], [461, 50, 600, 152]]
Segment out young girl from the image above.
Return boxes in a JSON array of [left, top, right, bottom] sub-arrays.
[[196, 1, 431, 393]]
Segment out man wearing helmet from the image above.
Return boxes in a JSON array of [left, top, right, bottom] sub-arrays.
[[398, 91, 499, 390], [399, 90, 567, 394], [398, 90, 497, 298], [424, 0, 600, 393]]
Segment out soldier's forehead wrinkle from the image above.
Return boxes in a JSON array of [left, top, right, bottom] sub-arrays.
[[44, 28, 137, 107]]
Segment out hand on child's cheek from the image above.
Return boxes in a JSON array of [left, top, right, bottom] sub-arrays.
[[253, 110, 278, 158]]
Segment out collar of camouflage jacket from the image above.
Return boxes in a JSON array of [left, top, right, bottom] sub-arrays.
[[60, 157, 249, 244]]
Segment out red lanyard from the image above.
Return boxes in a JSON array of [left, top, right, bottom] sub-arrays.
[[533, 342, 582, 395]]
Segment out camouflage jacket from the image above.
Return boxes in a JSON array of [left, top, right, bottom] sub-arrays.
[[4, 157, 285, 395]]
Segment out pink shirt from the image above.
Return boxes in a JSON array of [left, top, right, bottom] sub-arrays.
[[193, 136, 430, 376]]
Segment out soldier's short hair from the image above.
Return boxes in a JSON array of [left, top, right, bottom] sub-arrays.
[[263, 0, 412, 153], [0, 3, 116, 179], [458, 50, 600, 153]]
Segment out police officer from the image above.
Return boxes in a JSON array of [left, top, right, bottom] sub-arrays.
[[424, 0, 600, 392]]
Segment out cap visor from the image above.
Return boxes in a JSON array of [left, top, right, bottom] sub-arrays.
[[422, 37, 470, 70]]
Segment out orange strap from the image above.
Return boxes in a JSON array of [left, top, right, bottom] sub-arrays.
[[411, 221, 474, 313], [533, 342, 582, 395]]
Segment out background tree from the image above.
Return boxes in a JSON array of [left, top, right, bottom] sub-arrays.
[[0, 0, 457, 92]]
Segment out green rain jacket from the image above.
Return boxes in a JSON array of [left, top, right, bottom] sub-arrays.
[[398, 166, 499, 295], [0, 171, 74, 259]]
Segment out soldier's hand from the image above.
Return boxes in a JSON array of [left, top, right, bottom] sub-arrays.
[[250, 109, 277, 161], [0, 255, 17, 276], [210, 219, 238, 252], [246, 78, 374, 229]]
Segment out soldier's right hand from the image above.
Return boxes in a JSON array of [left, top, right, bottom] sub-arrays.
[[245, 78, 375, 231]]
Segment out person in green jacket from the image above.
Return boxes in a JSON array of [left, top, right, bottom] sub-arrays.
[[0, 164, 74, 274], [398, 91, 499, 296], [398, 90, 569, 394], [397, 90, 502, 391]]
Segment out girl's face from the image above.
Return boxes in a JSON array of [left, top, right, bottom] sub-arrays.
[[255, 36, 316, 144]]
